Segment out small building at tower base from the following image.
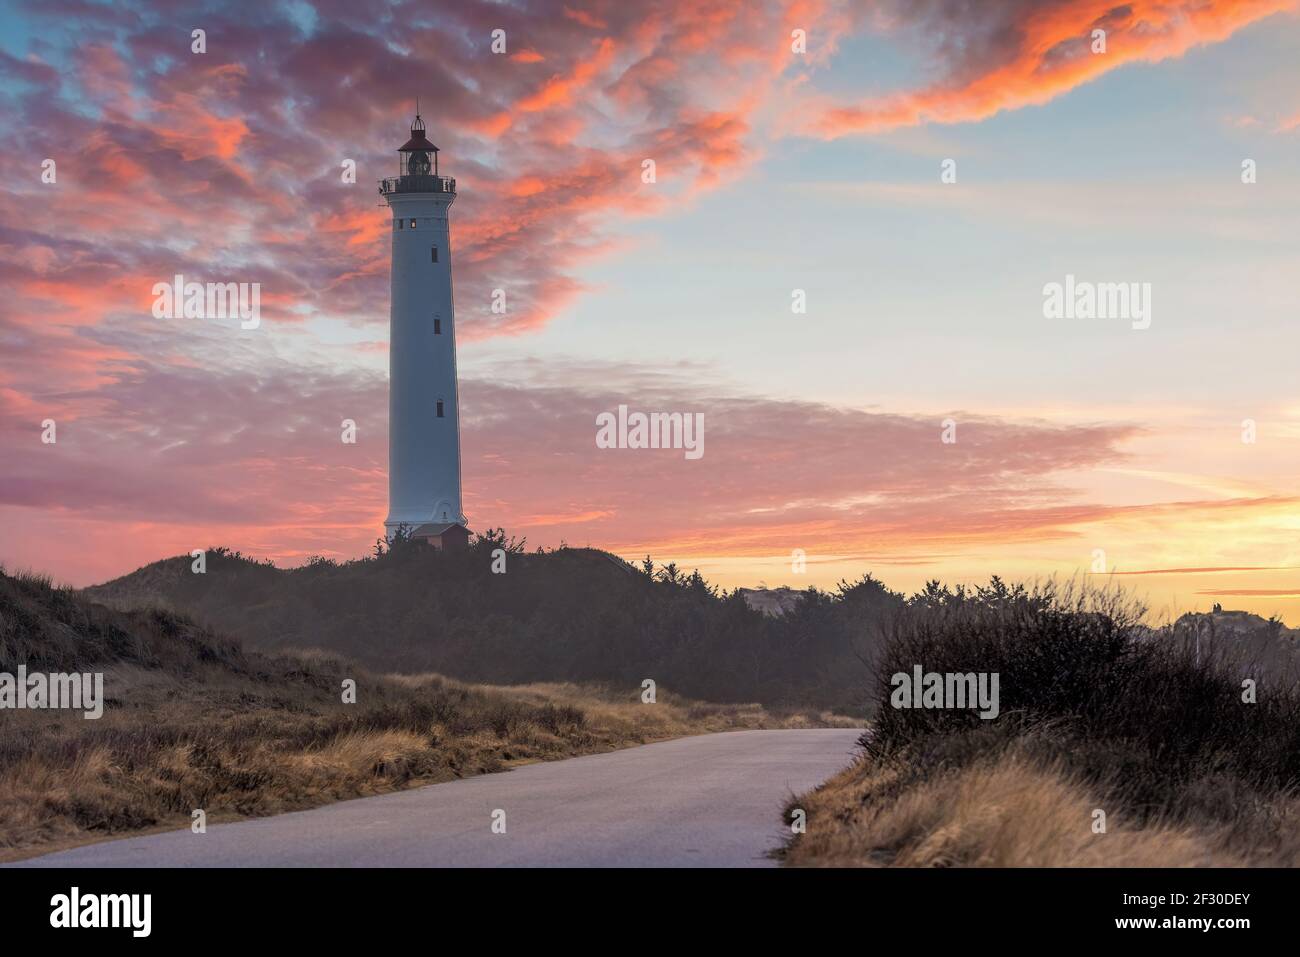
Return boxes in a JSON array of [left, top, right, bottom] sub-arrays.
[[410, 522, 471, 551]]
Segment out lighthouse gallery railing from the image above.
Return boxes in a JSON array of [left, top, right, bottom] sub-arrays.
[[379, 174, 457, 195]]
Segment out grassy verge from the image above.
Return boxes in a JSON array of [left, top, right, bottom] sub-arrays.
[[782, 580, 1300, 867]]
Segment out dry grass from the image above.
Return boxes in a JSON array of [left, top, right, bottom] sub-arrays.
[[780, 749, 1292, 867], [464, 679, 859, 738], [0, 665, 845, 862]]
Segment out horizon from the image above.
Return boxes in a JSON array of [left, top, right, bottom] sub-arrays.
[[2, 1, 1299, 624], [14, 538, 1289, 631]]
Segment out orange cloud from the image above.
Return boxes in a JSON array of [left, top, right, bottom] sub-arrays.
[[1197, 589, 1300, 597], [520, 509, 616, 526], [516, 37, 618, 114], [807, 0, 1296, 136], [563, 6, 608, 30], [1104, 565, 1300, 575]]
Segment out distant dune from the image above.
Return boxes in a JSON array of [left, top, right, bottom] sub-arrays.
[[82, 541, 889, 713]]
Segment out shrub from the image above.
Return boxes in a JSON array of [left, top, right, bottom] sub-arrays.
[[868, 579, 1300, 826]]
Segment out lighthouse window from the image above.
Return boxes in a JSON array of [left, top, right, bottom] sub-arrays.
[[410, 218, 417, 229], [433, 318, 442, 334], [431, 246, 438, 263], [436, 400, 445, 418], [397, 219, 403, 230]]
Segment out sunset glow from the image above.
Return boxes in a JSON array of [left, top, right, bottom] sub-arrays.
[[2, 1, 1298, 621]]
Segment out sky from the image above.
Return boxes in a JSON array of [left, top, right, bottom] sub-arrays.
[[1, 0, 1298, 622]]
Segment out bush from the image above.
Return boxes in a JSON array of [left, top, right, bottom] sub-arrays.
[[868, 579, 1300, 825]]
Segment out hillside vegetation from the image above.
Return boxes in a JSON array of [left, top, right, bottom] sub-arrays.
[[86, 534, 902, 713], [783, 580, 1300, 866], [0, 566, 848, 859], [85, 535, 1300, 718]]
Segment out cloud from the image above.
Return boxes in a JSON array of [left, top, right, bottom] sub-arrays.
[[0, 0, 1289, 597], [1, 341, 1141, 581], [804, 0, 1295, 136], [1102, 565, 1300, 576], [2, 0, 1277, 366], [0, 0, 832, 352], [1195, 589, 1300, 597]]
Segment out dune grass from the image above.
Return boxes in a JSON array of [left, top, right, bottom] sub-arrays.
[[783, 579, 1300, 867], [784, 741, 1300, 867]]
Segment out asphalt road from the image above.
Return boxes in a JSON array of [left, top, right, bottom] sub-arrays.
[[14, 729, 861, 867]]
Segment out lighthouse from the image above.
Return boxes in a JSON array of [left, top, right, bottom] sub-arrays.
[[379, 113, 470, 550]]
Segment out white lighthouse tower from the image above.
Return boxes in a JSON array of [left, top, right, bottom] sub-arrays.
[[379, 112, 470, 550]]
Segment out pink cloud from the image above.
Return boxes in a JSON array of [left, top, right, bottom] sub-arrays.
[[1, 343, 1142, 583]]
